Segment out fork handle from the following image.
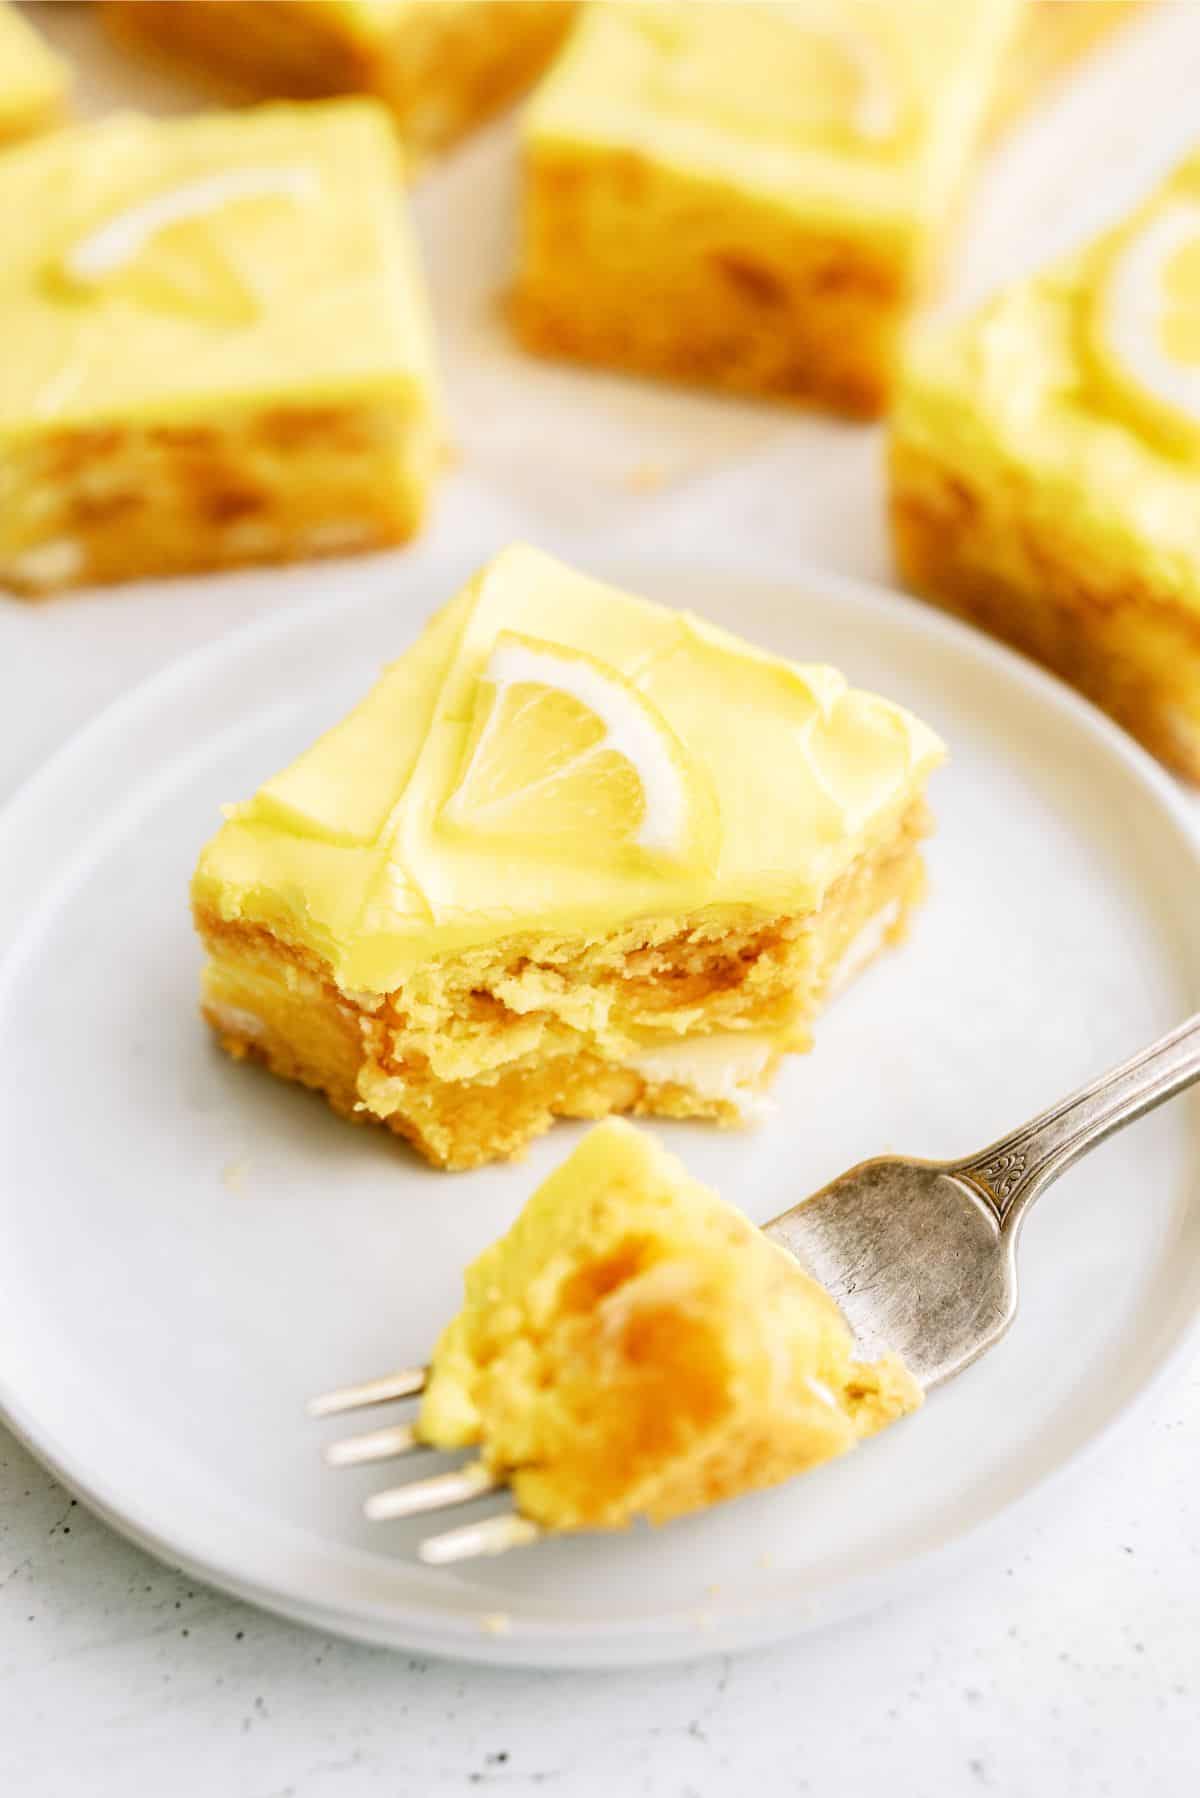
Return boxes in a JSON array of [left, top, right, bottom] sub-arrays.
[[955, 1013, 1200, 1230]]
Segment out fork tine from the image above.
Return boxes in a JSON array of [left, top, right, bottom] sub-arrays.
[[418, 1511, 541, 1565], [325, 1422, 423, 1468], [308, 1366, 427, 1417], [364, 1460, 500, 1522]]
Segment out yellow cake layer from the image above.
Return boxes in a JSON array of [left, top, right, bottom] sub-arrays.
[[0, 100, 440, 594], [513, 0, 1021, 414], [890, 140, 1200, 779], [0, 0, 69, 146], [196, 800, 929, 1169], [103, 0, 576, 156], [419, 1119, 922, 1530]]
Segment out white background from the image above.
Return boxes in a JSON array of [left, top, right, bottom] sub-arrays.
[[2, 4, 1198, 1792]]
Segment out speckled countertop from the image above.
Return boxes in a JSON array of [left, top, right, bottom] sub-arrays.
[[2, 1362, 1197, 1794], [2, 6, 1199, 1792]]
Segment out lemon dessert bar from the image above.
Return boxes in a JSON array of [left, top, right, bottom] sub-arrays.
[[192, 545, 944, 1171], [513, 0, 1021, 417], [103, 1, 576, 159], [891, 146, 1200, 780], [0, 100, 439, 598], [419, 1121, 921, 1533], [0, 0, 69, 146]]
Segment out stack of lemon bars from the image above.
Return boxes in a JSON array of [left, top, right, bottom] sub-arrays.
[[193, 547, 943, 1171]]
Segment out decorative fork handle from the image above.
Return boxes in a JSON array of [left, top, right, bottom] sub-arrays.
[[955, 1014, 1200, 1231]]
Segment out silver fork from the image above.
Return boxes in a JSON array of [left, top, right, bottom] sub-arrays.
[[311, 1015, 1200, 1564]]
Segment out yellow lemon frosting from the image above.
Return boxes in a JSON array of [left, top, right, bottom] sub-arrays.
[[0, 99, 435, 433], [896, 146, 1200, 599], [419, 1118, 922, 1530], [525, 0, 1021, 239], [194, 545, 944, 995], [0, 0, 69, 144]]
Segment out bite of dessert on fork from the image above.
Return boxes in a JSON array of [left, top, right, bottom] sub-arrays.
[[313, 1016, 1200, 1562], [312, 1119, 923, 1564]]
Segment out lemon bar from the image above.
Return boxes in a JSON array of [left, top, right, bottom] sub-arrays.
[[891, 146, 1200, 780], [513, 0, 1021, 418], [0, 0, 69, 146], [192, 544, 943, 1171], [0, 100, 440, 598], [103, 0, 576, 159], [419, 1120, 921, 1531]]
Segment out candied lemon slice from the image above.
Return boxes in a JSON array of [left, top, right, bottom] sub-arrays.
[[442, 632, 719, 873], [55, 165, 317, 323], [641, 1, 900, 148], [1090, 200, 1200, 453]]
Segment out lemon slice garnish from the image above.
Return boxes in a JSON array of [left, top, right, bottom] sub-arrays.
[[1089, 200, 1200, 454], [642, 1, 900, 149], [56, 165, 317, 324], [441, 632, 719, 874]]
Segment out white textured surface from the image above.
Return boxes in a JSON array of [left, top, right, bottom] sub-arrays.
[[1, 3, 1199, 1792]]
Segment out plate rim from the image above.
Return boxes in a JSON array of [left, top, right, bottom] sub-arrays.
[[3, 540, 1200, 1668]]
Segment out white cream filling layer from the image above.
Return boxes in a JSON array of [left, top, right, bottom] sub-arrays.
[[207, 1001, 266, 1042], [825, 899, 901, 998], [3, 537, 84, 589], [624, 1033, 777, 1116]]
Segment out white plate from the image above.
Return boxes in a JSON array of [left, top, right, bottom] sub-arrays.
[[3, 548, 1200, 1670]]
